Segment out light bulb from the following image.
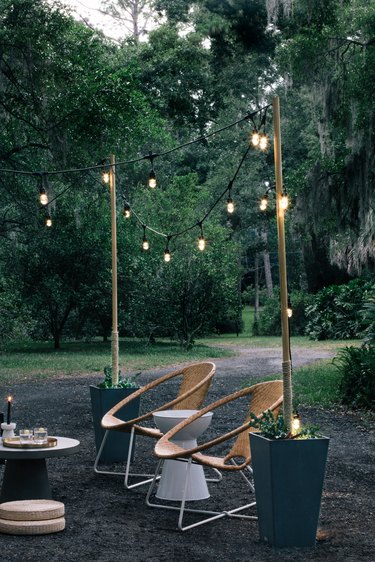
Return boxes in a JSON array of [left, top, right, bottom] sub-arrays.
[[46, 216, 52, 227], [198, 235, 206, 251], [123, 203, 131, 219], [280, 193, 289, 210], [259, 133, 269, 151], [227, 197, 234, 214], [287, 307, 293, 318], [251, 129, 260, 147], [148, 170, 156, 188], [164, 249, 171, 262], [142, 237, 149, 250], [102, 171, 110, 184], [292, 414, 301, 434], [39, 189, 48, 205], [260, 196, 268, 211]]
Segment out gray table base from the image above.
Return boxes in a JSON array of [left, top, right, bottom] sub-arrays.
[[0, 459, 52, 502]]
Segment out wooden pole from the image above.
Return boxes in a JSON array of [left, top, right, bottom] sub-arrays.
[[109, 154, 119, 386], [272, 96, 293, 430]]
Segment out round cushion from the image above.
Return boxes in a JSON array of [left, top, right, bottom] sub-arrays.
[[0, 499, 65, 521], [0, 516, 65, 535]]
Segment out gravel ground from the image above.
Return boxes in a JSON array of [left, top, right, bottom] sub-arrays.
[[0, 346, 374, 562]]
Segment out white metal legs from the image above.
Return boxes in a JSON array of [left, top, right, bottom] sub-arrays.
[[94, 428, 160, 489], [146, 458, 257, 531]]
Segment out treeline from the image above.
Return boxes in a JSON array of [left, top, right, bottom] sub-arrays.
[[0, 0, 374, 349]]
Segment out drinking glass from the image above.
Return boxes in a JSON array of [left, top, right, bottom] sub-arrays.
[[33, 427, 48, 444], [19, 429, 33, 444]]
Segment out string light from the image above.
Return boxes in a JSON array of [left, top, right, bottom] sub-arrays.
[[39, 174, 48, 205], [142, 226, 149, 250], [259, 133, 269, 151], [148, 152, 157, 188], [164, 237, 172, 262], [280, 190, 289, 210], [102, 170, 110, 184], [287, 296, 293, 318], [260, 195, 268, 211], [123, 202, 131, 219], [251, 129, 260, 147], [292, 412, 301, 434], [45, 215, 52, 227], [197, 223, 206, 251]]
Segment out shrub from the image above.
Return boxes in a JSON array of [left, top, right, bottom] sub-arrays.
[[256, 289, 312, 336], [335, 345, 375, 409], [305, 278, 374, 340]]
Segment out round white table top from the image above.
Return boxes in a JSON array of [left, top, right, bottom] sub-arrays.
[[0, 436, 80, 460]]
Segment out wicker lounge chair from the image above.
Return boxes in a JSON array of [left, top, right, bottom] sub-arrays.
[[147, 380, 283, 531], [94, 361, 216, 489]]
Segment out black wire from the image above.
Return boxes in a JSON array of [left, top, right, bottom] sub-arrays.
[[0, 104, 271, 177], [127, 142, 253, 242]]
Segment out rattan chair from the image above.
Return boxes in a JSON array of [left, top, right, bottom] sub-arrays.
[[94, 361, 216, 489], [147, 380, 283, 531]]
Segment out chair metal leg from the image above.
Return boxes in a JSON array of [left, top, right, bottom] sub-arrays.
[[94, 428, 160, 488], [146, 457, 257, 531], [94, 431, 127, 476]]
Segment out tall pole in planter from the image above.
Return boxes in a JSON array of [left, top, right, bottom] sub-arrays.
[[109, 154, 119, 386], [272, 96, 292, 430]]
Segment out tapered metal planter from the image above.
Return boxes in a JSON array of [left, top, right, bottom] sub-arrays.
[[90, 386, 140, 464], [250, 433, 329, 548]]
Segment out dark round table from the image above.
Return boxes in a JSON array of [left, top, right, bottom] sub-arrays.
[[0, 437, 80, 502]]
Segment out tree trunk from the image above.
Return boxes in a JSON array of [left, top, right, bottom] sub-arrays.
[[253, 253, 260, 335], [261, 230, 273, 296]]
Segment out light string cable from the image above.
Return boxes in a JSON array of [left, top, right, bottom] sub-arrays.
[[0, 103, 271, 179], [125, 142, 252, 250]]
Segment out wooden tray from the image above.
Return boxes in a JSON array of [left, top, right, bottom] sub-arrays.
[[2, 437, 57, 449]]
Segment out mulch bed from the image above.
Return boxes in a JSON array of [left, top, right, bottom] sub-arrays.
[[0, 367, 374, 561]]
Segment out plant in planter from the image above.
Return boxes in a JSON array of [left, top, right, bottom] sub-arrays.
[[90, 366, 141, 465], [249, 410, 329, 548]]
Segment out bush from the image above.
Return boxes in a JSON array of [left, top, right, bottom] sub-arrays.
[[305, 278, 374, 340], [256, 289, 312, 336], [335, 345, 375, 409]]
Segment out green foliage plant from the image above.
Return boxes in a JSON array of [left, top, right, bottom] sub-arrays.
[[98, 366, 140, 389], [250, 410, 321, 440], [335, 345, 375, 410], [305, 279, 374, 340]]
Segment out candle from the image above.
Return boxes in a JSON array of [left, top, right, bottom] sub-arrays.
[[6, 396, 12, 425]]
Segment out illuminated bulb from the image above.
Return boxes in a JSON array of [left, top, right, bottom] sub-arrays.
[[46, 216, 52, 227], [259, 133, 269, 151], [123, 203, 131, 219], [260, 196, 268, 211], [102, 171, 110, 184], [142, 236, 149, 251], [148, 170, 156, 188], [280, 192, 289, 210], [39, 188, 48, 205], [164, 248, 171, 262], [227, 197, 234, 214], [198, 235, 206, 251], [292, 413, 301, 434], [287, 307, 293, 318], [251, 129, 260, 147]]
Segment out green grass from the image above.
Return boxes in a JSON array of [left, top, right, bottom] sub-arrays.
[[0, 339, 234, 384]]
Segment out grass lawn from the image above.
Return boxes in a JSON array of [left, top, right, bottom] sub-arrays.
[[1, 304, 360, 410], [0, 339, 234, 384]]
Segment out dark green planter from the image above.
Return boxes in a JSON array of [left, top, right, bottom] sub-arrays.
[[250, 433, 329, 548], [90, 385, 140, 464]]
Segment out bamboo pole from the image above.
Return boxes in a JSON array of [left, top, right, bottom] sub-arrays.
[[109, 154, 119, 386], [272, 96, 293, 430]]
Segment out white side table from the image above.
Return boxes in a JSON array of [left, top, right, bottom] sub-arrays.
[[152, 410, 212, 501]]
